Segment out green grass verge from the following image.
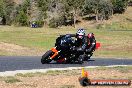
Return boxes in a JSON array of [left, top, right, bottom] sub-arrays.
[[15, 70, 80, 77], [88, 66, 132, 73], [0, 76, 22, 83], [0, 25, 131, 58], [14, 66, 132, 78], [0, 7, 132, 58]]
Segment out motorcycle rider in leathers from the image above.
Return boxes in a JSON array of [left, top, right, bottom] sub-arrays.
[[85, 33, 96, 60], [60, 28, 96, 62]]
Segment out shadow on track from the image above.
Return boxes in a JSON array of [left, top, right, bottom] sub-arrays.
[[42, 59, 95, 64], [88, 59, 95, 62]]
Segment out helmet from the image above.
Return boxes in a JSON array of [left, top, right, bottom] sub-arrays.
[[76, 28, 85, 39], [88, 33, 94, 38]]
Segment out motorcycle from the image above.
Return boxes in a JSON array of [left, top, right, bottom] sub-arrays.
[[41, 34, 84, 64]]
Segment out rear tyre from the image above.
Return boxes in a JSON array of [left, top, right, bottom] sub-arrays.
[[41, 50, 53, 64]]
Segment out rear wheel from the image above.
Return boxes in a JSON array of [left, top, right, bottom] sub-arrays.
[[41, 50, 53, 64]]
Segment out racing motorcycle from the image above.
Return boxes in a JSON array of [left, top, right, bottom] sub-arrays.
[[41, 35, 84, 64]]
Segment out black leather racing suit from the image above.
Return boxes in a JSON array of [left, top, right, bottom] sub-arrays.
[[86, 35, 96, 53], [74, 36, 88, 51]]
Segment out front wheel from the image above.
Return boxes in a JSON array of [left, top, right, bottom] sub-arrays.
[[41, 50, 53, 64]]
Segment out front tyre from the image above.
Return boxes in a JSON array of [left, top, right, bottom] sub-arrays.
[[41, 50, 53, 64]]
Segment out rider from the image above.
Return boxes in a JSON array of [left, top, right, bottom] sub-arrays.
[[61, 28, 96, 61], [74, 28, 87, 51], [74, 29, 96, 60], [85, 33, 96, 59]]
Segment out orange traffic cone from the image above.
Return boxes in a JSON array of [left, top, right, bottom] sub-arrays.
[[81, 68, 88, 77], [79, 68, 91, 86]]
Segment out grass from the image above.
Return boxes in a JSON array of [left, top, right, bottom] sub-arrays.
[[0, 7, 132, 58], [91, 66, 132, 72], [113, 66, 132, 73], [0, 27, 56, 49], [3, 76, 22, 83], [15, 70, 79, 77], [46, 70, 80, 76], [86, 66, 132, 79], [0, 76, 22, 83], [14, 66, 132, 78], [0, 25, 131, 58], [16, 72, 46, 77]]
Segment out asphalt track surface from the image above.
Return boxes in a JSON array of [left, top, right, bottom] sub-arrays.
[[0, 56, 132, 72]]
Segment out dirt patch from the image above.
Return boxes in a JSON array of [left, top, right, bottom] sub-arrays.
[[0, 42, 29, 51], [0, 42, 40, 56]]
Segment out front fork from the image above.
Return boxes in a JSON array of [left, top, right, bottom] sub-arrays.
[[50, 47, 68, 63], [50, 47, 61, 59]]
